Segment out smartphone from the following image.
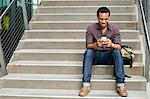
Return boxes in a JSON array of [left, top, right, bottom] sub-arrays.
[[101, 37, 107, 42]]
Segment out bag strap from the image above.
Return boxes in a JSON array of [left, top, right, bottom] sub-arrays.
[[129, 52, 133, 68], [125, 74, 131, 78], [122, 45, 133, 68]]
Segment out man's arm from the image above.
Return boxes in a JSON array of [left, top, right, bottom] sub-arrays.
[[110, 27, 121, 49], [96, 37, 121, 49], [87, 42, 98, 50], [87, 38, 121, 49], [86, 25, 99, 50], [111, 42, 121, 49], [103, 38, 121, 49]]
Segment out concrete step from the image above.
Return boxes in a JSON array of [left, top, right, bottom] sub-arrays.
[[18, 39, 141, 50], [13, 49, 142, 62], [24, 30, 140, 39], [41, 0, 135, 6], [7, 61, 144, 75], [0, 74, 146, 91], [0, 88, 148, 99], [37, 6, 135, 13], [29, 21, 138, 30], [32, 13, 136, 21]]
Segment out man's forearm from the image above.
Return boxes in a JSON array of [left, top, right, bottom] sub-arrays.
[[87, 42, 121, 50], [87, 42, 98, 50], [111, 43, 121, 49]]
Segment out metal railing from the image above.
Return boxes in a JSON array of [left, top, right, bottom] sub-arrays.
[[139, 0, 150, 81], [0, 0, 40, 77], [142, 0, 148, 20], [0, 0, 8, 16]]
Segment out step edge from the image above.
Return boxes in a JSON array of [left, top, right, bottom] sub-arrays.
[[39, 5, 135, 8], [14, 49, 142, 54], [0, 74, 146, 82], [30, 21, 138, 23], [25, 29, 140, 32], [8, 61, 143, 67], [0, 88, 148, 98], [20, 39, 141, 42], [34, 13, 136, 15]]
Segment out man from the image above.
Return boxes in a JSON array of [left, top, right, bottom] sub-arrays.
[[79, 7, 128, 97]]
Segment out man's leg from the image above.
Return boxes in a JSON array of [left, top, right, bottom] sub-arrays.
[[112, 49, 128, 97], [112, 49, 125, 83], [79, 49, 95, 97], [82, 49, 95, 84]]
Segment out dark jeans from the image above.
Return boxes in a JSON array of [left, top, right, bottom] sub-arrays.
[[82, 48, 125, 84]]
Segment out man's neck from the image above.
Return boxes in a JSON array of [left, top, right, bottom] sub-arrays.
[[102, 27, 107, 34]]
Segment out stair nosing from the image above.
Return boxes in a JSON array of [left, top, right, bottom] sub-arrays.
[[0, 88, 147, 98], [34, 13, 136, 15], [30, 21, 138, 23], [25, 29, 140, 32], [14, 49, 142, 54], [0, 74, 146, 82], [39, 5, 135, 8], [42, 0, 133, 1], [20, 38, 141, 42], [8, 61, 143, 67]]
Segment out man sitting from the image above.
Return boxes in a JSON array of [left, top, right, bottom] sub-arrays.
[[79, 7, 128, 97]]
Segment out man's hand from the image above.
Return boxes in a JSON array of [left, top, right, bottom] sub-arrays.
[[97, 38, 112, 47], [105, 38, 113, 47], [97, 39, 103, 47], [104, 38, 121, 49]]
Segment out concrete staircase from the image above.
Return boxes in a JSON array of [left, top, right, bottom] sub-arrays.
[[0, 0, 148, 98]]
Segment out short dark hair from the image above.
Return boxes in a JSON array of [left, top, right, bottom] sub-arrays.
[[97, 7, 110, 16]]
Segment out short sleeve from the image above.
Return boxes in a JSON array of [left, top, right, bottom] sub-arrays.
[[86, 26, 94, 46], [113, 28, 121, 45]]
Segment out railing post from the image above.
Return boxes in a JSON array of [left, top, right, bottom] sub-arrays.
[[148, 0, 150, 35], [148, 0, 150, 81], [22, 0, 29, 30], [145, 48, 150, 81], [0, 36, 7, 77], [142, 0, 148, 20], [37, 0, 39, 5]]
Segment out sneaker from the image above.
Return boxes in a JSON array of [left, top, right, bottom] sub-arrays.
[[79, 86, 90, 97], [116, 86, 128, 97]]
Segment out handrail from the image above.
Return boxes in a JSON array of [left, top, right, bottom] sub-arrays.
[[0, 0, 14, 19], [139, 0, 150, 51], [22, 0, 29, 30], [139, 0, 150, 81], [25, 2, 40, 6], [26, 0, 42, 6]]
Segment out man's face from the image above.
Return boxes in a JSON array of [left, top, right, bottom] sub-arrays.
[[97, 12, 110, 29]]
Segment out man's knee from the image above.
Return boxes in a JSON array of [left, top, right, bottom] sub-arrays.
[[85, 49, 95, 57], [112, 49, 122, 58]]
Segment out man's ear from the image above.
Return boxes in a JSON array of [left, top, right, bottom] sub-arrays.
[[108, 16, 110, 20]]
